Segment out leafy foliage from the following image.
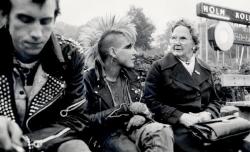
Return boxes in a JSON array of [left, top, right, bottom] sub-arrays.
[[54, 22, 80, 40], [127, 6, 155, 50], [155, 20, 175, 52], [211, 65, 249, 103]]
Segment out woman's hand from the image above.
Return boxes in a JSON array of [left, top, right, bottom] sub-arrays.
[[189, 111, 212, 122], [179, 113, 200, 127]]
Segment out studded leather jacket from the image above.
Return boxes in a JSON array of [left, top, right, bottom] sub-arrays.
[[0, 28, 88, 152]]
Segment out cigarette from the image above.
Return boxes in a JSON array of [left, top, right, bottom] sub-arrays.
[[12, 143, 25, 152]]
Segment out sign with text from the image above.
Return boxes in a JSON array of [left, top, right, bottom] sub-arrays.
[[197, 3, 250, 25], [234, 28, 250, 45]]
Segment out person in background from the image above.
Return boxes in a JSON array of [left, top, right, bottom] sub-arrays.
[[82, 16, 174, 152], [143, 19, 221, 152], [0, 0, 91, 151]]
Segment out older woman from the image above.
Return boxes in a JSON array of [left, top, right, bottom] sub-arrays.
[[143, 19, 221, 152]]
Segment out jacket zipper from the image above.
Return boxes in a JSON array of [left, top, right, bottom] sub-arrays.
[[32, 127, 71, 149], [25, 90, 64, 131], [125, 79, 133, 104], [60, 98, 86, 117]]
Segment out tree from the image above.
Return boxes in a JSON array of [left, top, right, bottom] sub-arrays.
[[127, 6, 155, 50], [54, 22, 80, 40], [155, 20, 175, 53]]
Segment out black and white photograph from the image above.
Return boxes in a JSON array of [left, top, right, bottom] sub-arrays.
[[1, 0, 250, 151]]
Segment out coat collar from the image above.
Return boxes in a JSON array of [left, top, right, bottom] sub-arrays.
[[170, 61, 200, 90], [162, 53, 211, 90], [160, 53, 179, 70], [160, 53, 211, 72]]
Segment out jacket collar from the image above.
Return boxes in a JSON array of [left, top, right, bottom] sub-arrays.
[[90, 63, 141, 108], [94, 59, 138, 84], [39, 33, 65, 78]]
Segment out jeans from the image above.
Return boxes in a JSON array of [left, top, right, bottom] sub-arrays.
[[57, 139, 91, 152], [130, 122, 174, 152], [101, 122, 173, 152], [102, 131, 140, 152]]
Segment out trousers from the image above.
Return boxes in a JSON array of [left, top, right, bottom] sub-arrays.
[[102, 122, 174, 152], [57, 139, 91, 152]]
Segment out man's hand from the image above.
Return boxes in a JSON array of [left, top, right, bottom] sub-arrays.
[[129, 102, 151, 118], [0, 116, 23, 151], [126, 115, 146, 132], [179, 113, 200, 127]]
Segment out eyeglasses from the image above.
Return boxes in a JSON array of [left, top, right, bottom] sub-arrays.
[[170, 36, 192, 44]]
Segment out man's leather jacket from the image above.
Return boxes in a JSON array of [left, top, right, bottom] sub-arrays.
[[0, 28, 89, 151]]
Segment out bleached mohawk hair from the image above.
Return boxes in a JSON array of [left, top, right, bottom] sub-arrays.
[[78, 15, 137, 69]]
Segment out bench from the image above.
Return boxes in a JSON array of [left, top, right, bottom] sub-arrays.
[[218, 74, 250, 150], [219, 74, 250, 120]]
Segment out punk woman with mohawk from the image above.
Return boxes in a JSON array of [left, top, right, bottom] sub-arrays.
[[79, 16, 174, 152]]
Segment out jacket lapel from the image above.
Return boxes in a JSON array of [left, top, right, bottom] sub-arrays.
[[95, 84, 114, 108], [27, 74, 66, 117], [170, 63, 200, 90], [27, 34, 67, 116], [192, 59, 210, 86], [28, 65, 48, 101]]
